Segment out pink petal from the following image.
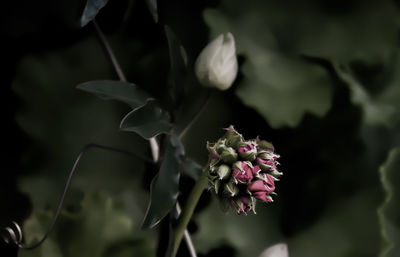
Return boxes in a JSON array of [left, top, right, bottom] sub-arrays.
[[238, 147, 247, 153], [254, 192, 273, 202], [252, 165, 261, 175], [248, 180, 267, 192]]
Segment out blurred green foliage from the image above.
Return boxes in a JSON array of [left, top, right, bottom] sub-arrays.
[[204, 0, 399, 128], [20, 192, 155, 257], [379, 148, 400, 257]]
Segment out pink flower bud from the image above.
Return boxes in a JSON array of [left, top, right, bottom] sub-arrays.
[[238, 142, 257, 161], [253, 191, 273, 202], [231, 196, 253, 214], [232, 161, 253, 184], [252, 165, 261, 175], [248, 176, 275, 194]]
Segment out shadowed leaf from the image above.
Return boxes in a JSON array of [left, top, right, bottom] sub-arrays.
[[144, 0, 158, 23], [120, 100, 172, 139], [141, 137, 182, 229], [334, 62, 400, 128], [77, 80, 152, 109], [81, 0, 109, 27]]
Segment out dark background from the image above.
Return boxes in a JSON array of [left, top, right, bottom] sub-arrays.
[[1, 0, 400, 257]]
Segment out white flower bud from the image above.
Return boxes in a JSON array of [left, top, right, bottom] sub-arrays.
[[259, 243, 289, 257], [195, 32, 238, 90]]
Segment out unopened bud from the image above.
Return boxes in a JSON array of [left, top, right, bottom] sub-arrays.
[[223, 181, 239, 197], [222, 126, 244, 149], [238, 142, 257, 161], [195, 33, 238, 91], [220, 147, 238, 163], [258, 140, 275, 152], [217, 164, 231, 180], [270, 170, 283, 177]]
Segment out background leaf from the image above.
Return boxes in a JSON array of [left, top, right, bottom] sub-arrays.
[[204, 6, 334, 128], [378, 147, 400, 257], [193, 198, 282, 257], [288, 190, 381, 257], [334, 61, 400, 128], [77, 80, 153, 109], [120, 100, 173, 139], [141, 137, 181, 229], [11, 38, 159, 257], [20, 192, 155, 257], [80, 0, 109, 27]]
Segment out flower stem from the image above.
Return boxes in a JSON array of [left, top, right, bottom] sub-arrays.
[[171, 171, 209, 257]]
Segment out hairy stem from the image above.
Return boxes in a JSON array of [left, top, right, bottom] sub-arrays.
[[171, 172, 208, 257]]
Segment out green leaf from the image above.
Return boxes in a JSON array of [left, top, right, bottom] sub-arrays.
[[181, 158, 203, 181], [77, 80, 152, 109], [165, 26, 188, 107], [204, 7, 334, 128], [141, 138, 181, 229], [144, 0, 158, 23], [120, 100, 172, 139], [193, 198, 282, 257], [334, 62, 400, 128], [20, 192, 155, 257], [378, 147, 400, 257], [13, 38, 151, 212], [80, 0, 108, 27], [288, 190, 381, 257]]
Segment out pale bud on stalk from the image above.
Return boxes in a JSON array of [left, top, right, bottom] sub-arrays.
[[195, 33, 238, 90]]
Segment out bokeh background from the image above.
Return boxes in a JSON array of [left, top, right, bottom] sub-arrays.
[[1, 0, 400, 257]]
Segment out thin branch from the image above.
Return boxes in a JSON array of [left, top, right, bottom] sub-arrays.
[[179, 91, 211, 140], [93, 20, 127, 82], [93, 19, 160, 162], [2, 143, 152, 250]]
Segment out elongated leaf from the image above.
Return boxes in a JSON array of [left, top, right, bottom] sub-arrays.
[[378, 147, 400, 257], [144, 0, 158, 23], [141, 138, 181, 229], [81, 0, 109, 27], [165, 26, 188, 107], [120, 100, 172, 139], [77, 80, 152, 109]]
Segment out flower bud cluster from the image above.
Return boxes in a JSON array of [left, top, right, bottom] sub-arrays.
[[206, 126, 282, 214]]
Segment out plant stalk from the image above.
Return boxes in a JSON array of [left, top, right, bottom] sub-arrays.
[[93, 19, 160, 162], [171, 171, 209, 257], [93, 20, 198, 257]]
